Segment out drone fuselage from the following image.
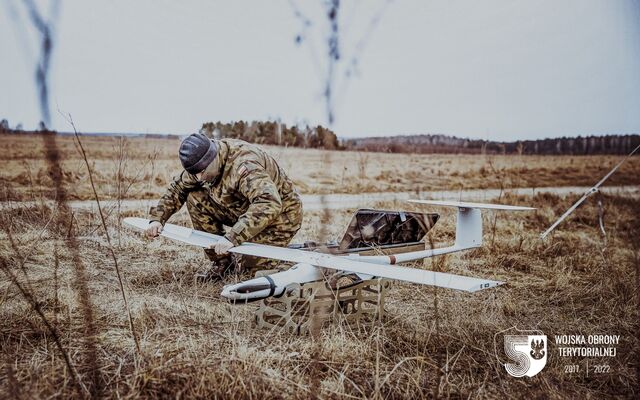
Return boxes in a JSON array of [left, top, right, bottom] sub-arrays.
[[221, 263, 322, 302]]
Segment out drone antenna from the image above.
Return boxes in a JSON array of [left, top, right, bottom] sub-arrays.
[[540, 143, 640, 239]]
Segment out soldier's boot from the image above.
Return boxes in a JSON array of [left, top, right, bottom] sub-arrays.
[[195, 256, 235, 283]]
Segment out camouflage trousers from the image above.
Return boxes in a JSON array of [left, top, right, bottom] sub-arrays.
[[186, 189, 303, 273]]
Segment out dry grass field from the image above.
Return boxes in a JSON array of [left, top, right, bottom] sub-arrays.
[[1, 133, 639, 201], [1, 133, 639, 399]]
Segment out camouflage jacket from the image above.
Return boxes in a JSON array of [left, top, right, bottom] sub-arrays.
[[150, 138, 302, 245]]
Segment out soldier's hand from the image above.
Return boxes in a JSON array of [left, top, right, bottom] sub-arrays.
[[146, 221, 163, 238], [212, 237, 234, 255]]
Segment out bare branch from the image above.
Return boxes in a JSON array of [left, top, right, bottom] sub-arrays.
[[0, 257, 85, 396], [60, 111, 142, 355], [21, 0, 60, 126]]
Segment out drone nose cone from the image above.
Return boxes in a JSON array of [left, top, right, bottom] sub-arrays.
[[233, 282, 273, 293], [220, 285, 233, 298], [220, 277, 275, 302]]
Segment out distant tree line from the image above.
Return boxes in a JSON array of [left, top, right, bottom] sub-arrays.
[[346, 134, 640, 155], [200, 120, 342, 150], [0, 119, 24, 133], [2, 116, 637, 155]]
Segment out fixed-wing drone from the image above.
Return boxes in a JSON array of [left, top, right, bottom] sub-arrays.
[[125, 200, 533, 302]]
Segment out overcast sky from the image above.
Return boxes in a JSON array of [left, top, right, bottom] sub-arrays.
[[2, 0, 640, 140]]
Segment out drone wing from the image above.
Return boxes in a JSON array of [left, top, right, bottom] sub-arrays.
[[124, 217, 501, 292], [229, 244, 502, 292], [408, 200, 535, 211], [123, 217, 225, 247]]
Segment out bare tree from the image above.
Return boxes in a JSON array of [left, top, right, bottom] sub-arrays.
[[289, 0, 392, 126], [21, 0, 60, 126]]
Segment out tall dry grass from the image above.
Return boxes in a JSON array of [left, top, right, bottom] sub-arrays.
[[1, 187, 638, 398]]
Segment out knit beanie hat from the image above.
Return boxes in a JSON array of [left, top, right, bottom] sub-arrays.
[[179, 133, 218, 174]]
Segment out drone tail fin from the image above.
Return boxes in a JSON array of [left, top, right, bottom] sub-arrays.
[[454, 205, 483, 249], [408, 200, 535, 251]]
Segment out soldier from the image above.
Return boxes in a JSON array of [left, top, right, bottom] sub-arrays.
[[145, 133, 303, 281]]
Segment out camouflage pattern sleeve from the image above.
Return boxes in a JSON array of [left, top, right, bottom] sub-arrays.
[[149, 171, 201, 225], [225, 162, 283, 246]]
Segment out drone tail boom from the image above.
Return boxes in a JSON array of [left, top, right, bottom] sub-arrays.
[[373, 200, 536, 264]]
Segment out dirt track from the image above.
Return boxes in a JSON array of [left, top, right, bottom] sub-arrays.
[[3, 185, 638, 212]]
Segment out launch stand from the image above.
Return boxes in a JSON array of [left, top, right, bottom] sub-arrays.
[[254, 209, 436, 334], [254, 278, 391, 335]]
